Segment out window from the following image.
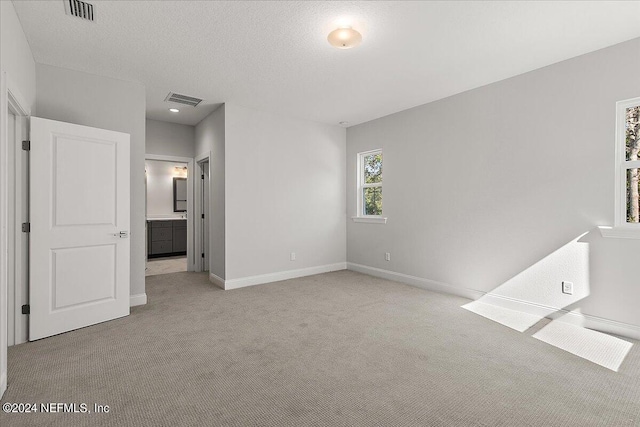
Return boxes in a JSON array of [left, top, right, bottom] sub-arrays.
[[622, 99, 640, 224], [603, 97, 640, 238], [353, 149, 387, 224]]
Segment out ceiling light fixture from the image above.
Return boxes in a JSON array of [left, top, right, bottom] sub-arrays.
[[169, 108, 179, 113], [174, 166, 188, 176], [327, 27, 362, 49], [339, 121, 349, 126]]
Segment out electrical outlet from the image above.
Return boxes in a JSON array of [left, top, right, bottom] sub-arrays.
[[562, 281, 573, 295], [385, 252, 391, 261], [290, 252, 296, 261]]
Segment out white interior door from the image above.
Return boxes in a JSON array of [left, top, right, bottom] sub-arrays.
[[202, 161, 210, 271], [29, 117, 130, 341]]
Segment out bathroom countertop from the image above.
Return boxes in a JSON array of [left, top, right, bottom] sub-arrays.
[[146, 217, 187, 221]]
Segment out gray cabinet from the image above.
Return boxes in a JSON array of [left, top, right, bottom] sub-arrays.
[[172, 222, 187, 252], [147, 220, 187, 258]]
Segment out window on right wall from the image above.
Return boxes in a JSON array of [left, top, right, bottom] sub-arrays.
[[615, 97, 640, 232], [353, 149, 387, 224]]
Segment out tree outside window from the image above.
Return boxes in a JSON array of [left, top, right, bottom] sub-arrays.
[[363, 152, 382, 215], [357, 149, 383, 218], [626, 105, 640, 223]]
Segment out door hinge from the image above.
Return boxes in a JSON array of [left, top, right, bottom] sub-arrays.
[[201, 174, 204, 179], [22, 222, 30, 233], [22, 140, 30, 151], [22, 304, 30, 315], [201, 253, 205, 258], [201, 214, 205, 219]]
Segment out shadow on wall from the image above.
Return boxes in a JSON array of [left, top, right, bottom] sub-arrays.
[[462, 230, 633, 372]]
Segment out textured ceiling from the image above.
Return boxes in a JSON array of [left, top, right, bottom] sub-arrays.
[[12, 1, 640, 126]]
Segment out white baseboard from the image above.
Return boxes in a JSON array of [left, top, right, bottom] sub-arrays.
[[221, 262, 347, 290], [130, 293, 147, 307], [564, 312, 640, 342], [347, 262, 485, 300], [209, 272, 225, 289], [347, 262, 640, 341], [481, 293, 640, 341]]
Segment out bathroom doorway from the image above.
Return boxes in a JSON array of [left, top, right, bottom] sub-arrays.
[[144, 154, 195, 276]]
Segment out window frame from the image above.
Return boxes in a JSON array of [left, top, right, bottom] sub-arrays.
[[601, 97, 640, 239], [353, 149, 387, 224]]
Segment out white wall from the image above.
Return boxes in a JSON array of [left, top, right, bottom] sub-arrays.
[[0, 1, 36, 392], [347, 38, 640, 328], [146, 119, 195, 158], [195, 105, 225, 279], [225, 103, 346, 280], [35, 64, 146, 298], [146, 160, 188, 218], [0, 1, 36, 112]]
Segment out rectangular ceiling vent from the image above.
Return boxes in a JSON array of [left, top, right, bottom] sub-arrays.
[[64, 0, 95, 22], [164, 92, 203, 108]]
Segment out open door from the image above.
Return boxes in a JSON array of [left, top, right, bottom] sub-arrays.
[[29, 117, 130, 341], [202, 160, 210, 271]]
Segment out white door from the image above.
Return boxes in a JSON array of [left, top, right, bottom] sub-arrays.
[[202, 161, 210, 271], [29, 117, 130, 341]]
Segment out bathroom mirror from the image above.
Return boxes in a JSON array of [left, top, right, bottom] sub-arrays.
[[173, 177, 187, 212]]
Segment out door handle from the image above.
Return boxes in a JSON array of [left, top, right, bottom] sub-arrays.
[[112, 231, 129, 238]]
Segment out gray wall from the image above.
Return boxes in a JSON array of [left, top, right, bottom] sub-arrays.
[[146, 118, 195, 157], [0, 0, 37, 374], [347, 38, 640, 327], [225, 103, 346, 280], [195, 105, 225, 279], [0, 1, 36, 113], [36, 64, 147, 297]]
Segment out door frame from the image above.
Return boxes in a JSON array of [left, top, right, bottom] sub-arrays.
[[194, 151, 211, 272], [144, 154, 195, 271], [1, 71, 31, 398]]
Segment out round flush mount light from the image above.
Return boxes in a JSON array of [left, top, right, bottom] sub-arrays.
[[169, 108, 180, 113], [327, 27, 362, 49]]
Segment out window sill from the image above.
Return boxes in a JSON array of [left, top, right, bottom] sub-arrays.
[[351, 216, 387, 224], [598, 226, 640, 239]]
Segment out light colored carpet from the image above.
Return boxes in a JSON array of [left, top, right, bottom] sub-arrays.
[[145, 256, 187, 276], [1, 270, 639, 426], [532, 318, 633, 372]]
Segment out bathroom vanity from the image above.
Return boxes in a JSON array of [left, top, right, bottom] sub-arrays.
[[147, 219, 187, 258]]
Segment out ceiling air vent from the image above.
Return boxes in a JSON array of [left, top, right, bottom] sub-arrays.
[[64, 0, 95, 22], [164, 92, 203, 108]]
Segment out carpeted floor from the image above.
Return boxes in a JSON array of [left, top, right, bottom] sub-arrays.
[[1, 270, 639, 426]]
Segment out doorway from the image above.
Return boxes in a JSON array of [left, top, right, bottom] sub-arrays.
[[200, 160, 210, 271], [2, 75, 30, 354], [6, 110, 28, 347], [144, 154, 195, 275], [194, 151, 211, 273]]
